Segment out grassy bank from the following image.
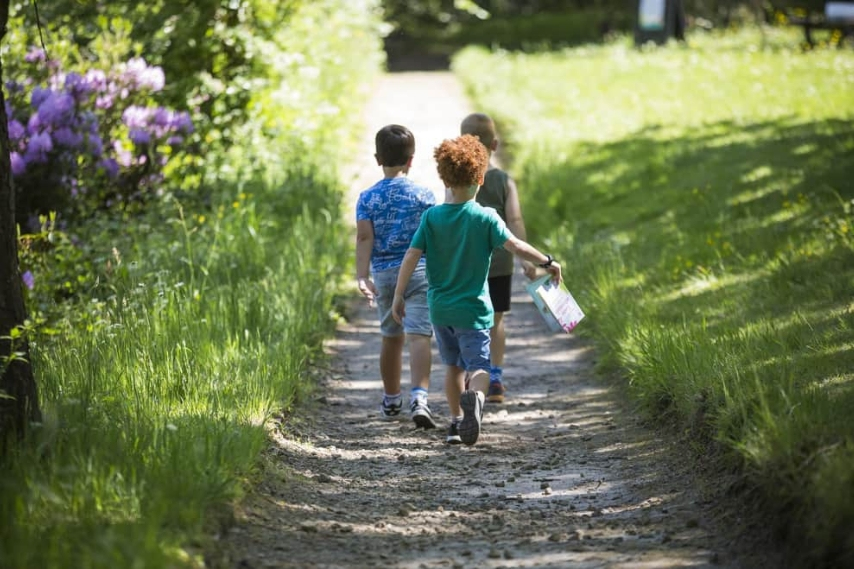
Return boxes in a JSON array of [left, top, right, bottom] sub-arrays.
[[0, 2, 384, 567], [453, 28, 854, 567]]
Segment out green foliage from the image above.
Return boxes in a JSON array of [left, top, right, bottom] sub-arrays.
[[449, 9, 634, 49], [1, 1, 384, 567], [454, 28, 854, 566]]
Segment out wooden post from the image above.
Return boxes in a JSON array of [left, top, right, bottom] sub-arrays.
[[0, 0, 42, 450]]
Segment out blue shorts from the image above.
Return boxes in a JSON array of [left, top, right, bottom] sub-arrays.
[[373, 265, 432, 337], [433, 325, 491, 372]]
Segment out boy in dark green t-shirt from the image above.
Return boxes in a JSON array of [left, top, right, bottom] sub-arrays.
[[462, 112, 536, 404], [392, 135, 561, 446]]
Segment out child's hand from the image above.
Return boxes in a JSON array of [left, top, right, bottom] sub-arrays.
[[391, 293, 405, 324], [521, 260, 537, 280], [546, 262, 562, 285], [357, 277, 377, 307]]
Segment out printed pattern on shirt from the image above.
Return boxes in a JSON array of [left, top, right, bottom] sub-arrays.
[[356, 177, 435, 272]]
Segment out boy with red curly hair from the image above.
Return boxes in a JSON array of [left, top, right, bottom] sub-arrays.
[[392, 135, 561, 446]]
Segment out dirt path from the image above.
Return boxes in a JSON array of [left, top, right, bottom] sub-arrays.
[[216, 73, 772, 569]]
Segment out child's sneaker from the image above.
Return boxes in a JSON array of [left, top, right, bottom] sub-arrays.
[[486, 381, 506, 403], [410, 398, 437, 429], [458, 390, 485, 445], [380, 396, 403, 420], [446, 421, 462, 444]]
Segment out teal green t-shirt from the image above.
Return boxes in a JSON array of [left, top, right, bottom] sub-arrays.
[[411, 200, 512, 329]]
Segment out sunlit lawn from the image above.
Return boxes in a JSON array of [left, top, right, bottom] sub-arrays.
[[454, 27, 854, 566]]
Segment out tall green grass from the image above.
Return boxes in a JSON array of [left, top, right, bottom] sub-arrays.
[[0, 1, 383, 567], [454, 28, 854, 566], [1, 187, 347, 568]]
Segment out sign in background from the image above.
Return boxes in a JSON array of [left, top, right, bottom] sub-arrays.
[[635, 0, 685, 45], [639, 0, 667, 31]]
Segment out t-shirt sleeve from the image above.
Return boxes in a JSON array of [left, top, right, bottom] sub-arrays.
[[410, 212, 428, 251], [488, 211, 512, 250], [355, 193, 370, 222]]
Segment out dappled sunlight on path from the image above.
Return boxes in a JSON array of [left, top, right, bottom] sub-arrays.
[[218, 72, 768, 569]]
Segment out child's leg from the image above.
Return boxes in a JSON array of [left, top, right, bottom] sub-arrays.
[[407, 333, 431, 391], [401, 266, 432, 397], [486, 275, 511, 399], [490, 311, 506, 369], [444, 364, 466, 418], [407, 332, 436, 429], [380, 335, 404, 396], [458, 327, 490, 445], [468, 368, 490, 395]]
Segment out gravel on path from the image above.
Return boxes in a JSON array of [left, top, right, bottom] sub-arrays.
[[215, 72, 776, 569]]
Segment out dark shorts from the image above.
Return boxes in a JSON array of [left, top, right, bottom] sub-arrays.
[[488, 274, 512, 313]]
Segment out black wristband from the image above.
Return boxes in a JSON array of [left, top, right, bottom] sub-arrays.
[[538, 254, 554, 268]]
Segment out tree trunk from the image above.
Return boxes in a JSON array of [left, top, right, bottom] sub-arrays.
[[0, 0, 42, 450]]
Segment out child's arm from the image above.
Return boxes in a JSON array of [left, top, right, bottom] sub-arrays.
[[503, 177, 537, 280], [391, 247, 423, 324], [356, 219, 378, 306], [502, 236, 562, 284]]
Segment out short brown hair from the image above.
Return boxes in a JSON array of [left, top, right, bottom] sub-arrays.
[[434, 135, 488, 189], [375, 124, 415, 167], [460, 113, 496, 148]]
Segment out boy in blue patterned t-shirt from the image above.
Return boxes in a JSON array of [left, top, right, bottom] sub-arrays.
[[355, 124, 437, 429]]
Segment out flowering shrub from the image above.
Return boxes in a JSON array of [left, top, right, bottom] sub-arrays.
[[5, 47, 196, 229]]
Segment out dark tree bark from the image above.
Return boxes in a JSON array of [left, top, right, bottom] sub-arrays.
[[0, 0, 41, 450]]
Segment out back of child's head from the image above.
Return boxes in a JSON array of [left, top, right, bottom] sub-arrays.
[[434, 134, 489, 190], [375, 124, 415, 167], [460, 113, 496, 149]]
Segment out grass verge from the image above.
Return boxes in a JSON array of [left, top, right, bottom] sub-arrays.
[[453, 27, 854, 567]]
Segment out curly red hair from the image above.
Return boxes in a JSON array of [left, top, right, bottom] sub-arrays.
[[434, 134, 488, 190]]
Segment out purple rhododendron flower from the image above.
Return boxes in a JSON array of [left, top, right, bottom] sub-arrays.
[[152, 107, 171, 127], [64, 72, 92, 101], [174, 111, 194, 134], [53, 126, 84, 148], [129, 129, 151, 145], [21, 271, 35, 290], [38, 92, 75, 126], [95, 94, 114, 110], [88, 133, 104, 157], [24, 132, 53, 163], [26, 113, 44, 135], [122, 58, 165, 92], [98, 157, 119, 178], [24, 48, 46, 63], [141, 67, 165, 92], [31, 87, 51, 109], [10, 152, 26, 176], [4, 80, 23, 94], [122, 105, 152, 129], [7, 119, 25, 144], [167, 135, 184, 146], [83, 69, 108, 92]]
